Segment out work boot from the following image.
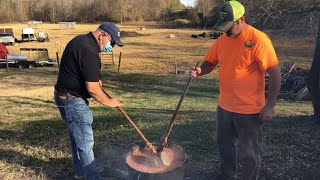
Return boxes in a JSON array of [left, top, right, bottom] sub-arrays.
[[215, 173, 236, 180], [315, 113, 320, 124], [74, 166, 104, 179], [74, 174, 84, 179]]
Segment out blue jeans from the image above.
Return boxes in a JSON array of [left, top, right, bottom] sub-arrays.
[[54, 92, 100, 180]]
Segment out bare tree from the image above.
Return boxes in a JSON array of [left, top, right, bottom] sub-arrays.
[[129, 0, 144, 21], [0, 0, 180, 23], [1, 0, 319, 29], [15, 0, 30, 22], [103, 0, 130, 23], [239, 0, 320, 32], [144, 0, 168, 20], [193, 0, 223, 27], [0, 0, 17, 22], [63, 0, 74, 22], [169, 0, 181, 12], [119, 0, 129, 23]]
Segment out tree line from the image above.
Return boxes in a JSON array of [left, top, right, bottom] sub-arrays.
[[0, 0, 181, 23], [0, 0, 319, 33]]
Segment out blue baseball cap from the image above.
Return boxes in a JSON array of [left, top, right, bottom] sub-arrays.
[[99, 22, 124, 46]]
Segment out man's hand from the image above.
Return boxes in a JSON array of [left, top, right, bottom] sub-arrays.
[[189, 61, 216, 78], [85, 81, 122, 108], [259, 105, 275, 123], [189, 66, 201, 78], [106, 98, 122, 108]]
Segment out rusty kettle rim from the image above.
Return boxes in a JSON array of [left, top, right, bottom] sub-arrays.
[[125, 143, 186, 174]]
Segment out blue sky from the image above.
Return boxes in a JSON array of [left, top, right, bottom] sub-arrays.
[[180, 0, 196, 7]]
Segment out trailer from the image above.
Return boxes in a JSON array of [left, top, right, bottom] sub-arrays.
[[0, 48, 57, 69], [21, 28, 37, 42], [0, 54, 37, 68], [20, 48, 56, 67]]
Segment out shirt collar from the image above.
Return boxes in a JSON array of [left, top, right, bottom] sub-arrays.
[[87, 32, 100, 53]]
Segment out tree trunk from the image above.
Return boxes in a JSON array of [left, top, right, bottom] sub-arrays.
[[311, 21, 320, 122]]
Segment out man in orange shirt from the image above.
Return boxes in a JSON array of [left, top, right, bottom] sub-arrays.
[[190, 1, 281, 180]]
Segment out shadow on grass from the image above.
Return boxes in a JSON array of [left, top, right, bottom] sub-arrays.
[[0, 67, 58, 87], [0, 149, 72, 179], [0, 96, 54, 106], [0, 105, 217, 179], [100, 70, 219, 99], [260, 115, 320, 180], [2, 107, 319, 179], [0, 118, 74, 179]]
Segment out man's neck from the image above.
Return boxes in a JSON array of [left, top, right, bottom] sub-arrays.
[[92, 31, 100, 42], [238, 23, 249, 35]]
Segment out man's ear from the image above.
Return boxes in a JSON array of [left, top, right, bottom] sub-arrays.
[[98, 32, 105, 41], [240, 16, 245, 23]]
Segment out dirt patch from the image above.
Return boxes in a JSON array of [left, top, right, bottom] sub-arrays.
[[121, 31, 149, 37], [96, 144, 214, 180]]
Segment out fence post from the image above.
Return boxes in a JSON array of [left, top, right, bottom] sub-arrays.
[[174, 57, 178, 75], [118, 52, 122, 72], [112, 51, 114, 64], [56, 52, 60, 68], [6, 55, 9, 73]]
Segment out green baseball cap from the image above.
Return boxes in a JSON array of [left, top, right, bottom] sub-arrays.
[[213, 0, 245, 32]]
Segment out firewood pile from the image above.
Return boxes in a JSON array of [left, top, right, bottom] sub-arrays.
[[266, 62, 311, 101]]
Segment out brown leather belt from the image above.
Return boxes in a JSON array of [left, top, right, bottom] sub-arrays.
[[54, 89, 72, 99]]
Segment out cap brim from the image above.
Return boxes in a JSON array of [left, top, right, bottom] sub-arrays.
[[213, 20, 234, 32], [111, 35, 124, 47]]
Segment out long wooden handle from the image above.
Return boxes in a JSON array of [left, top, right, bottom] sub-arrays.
[[101, 88, 156, 153], [157, 62, 200, 151]]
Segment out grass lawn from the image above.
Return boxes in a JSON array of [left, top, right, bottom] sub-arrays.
[[0, 23, 319, 179]]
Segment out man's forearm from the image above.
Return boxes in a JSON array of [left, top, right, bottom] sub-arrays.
[[199, 61, 216, 76], [86, 81, 114, 106], [266, 66, 281, 107], [90, 89, 111, 106]]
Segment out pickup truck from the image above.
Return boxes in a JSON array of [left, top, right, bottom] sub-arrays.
[[0, 28, 15, 45], [0, 33, 15, 45]]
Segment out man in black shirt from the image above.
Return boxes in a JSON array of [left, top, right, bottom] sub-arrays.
[[54, 22, 123, 180]]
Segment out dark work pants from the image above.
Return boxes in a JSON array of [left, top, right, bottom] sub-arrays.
[[311, 23, 320, 122], [311, 72, 320, 121], [216, 106, 262, 180]]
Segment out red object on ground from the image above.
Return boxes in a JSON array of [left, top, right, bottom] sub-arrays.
[[0, 43, 9, 59]]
